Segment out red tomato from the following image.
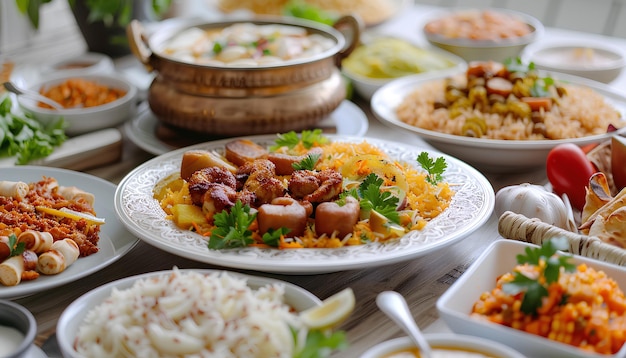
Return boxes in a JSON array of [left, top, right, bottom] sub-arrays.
[[546, 143, 597, 211]]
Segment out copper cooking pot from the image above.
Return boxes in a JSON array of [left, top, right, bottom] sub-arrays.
[[127, 15, 362, 98]]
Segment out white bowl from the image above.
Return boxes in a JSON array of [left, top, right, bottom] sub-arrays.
[[41, 52, 115, 79], [18, 73, 138, 136], [371, 69, 626, 173], [360, 334, 525, 358], [522, 41, 626, 84], [0, 300, 37, 358], [437, 239, 626, 358], [56, 269, 321, 358], [423, 8, 544, 63], [341, 37, 467, 100]]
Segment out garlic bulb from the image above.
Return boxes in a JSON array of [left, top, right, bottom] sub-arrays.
[[495, 183, 576, 232]]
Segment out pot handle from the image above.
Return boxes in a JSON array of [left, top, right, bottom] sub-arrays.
[[127, 20, 154, 72], [333, 14, 364, 67]]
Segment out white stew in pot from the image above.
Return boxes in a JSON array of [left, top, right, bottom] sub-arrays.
[[161, 23, 337, 66]]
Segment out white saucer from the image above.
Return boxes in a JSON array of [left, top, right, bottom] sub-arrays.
[[124, 100, 369, 155], [30, 344, 47, 358]]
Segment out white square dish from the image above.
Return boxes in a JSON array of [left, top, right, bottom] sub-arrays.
[[437, 239, 626, 358]]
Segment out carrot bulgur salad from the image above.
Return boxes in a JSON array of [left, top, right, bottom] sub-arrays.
[[472, 238, 626, 355], [155, 130, 454, 249]]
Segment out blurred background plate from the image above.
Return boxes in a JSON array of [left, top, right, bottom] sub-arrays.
[[371, 70, 626, 173], [125, 100, 369, 155], [211, 0, 413, 27], [421, 7, 544, 63], [341, 36, 467, 100], [521, 41, 626, 84]]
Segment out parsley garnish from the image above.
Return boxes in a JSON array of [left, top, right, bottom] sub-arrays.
[[208, 201, 256, 249], [294, 328, 348, 358], [292, 153, 321, 171], [530, 77, 555, 97], [504, 57, 534, 73], [502, 237, 576, 315], [212, 42, 223, 54], [416, 152, 447, 185], [6, 234, 25, 257], [341, 173, 399, 224], [0, 95, 67, 165], [503, 58, 556, 98], [270, 129, 328, 151], [261, 227, 290, 247]]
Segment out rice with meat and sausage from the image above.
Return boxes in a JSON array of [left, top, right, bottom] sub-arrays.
[[396, 75, 623, 140]]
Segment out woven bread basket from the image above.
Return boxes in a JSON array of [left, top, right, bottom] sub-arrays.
[[498, 211, 626, 266]]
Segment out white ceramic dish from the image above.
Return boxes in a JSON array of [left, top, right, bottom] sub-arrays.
[[17, 73, 138, 136], [522, 41, 626, 84], [41, 52, 115, 79], [342, 41, 467, 100], [422, 8, 544, 62], [125, 100, 370, 156], [0, 167, 138, 299], [9, 54, 114, 89], [0, 300, 37, 358], [437, 239, 626, 358], [56, 268, 321, 358], [114, 135, 494, 274], [371, 70, 626, 173], [360, 334, 525, 358]]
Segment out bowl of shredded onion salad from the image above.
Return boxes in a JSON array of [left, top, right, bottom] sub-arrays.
[[155, 131, 454, 249], [57, 268, 348, 358]]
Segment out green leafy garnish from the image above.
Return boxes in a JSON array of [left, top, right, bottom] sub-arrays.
[[261, 227, 290, 247], [0, 95, 67, 165], [292, 153, 321, 171], [416, 152, 447, 185], [504, 58, 557, 98], [504, 57, 535, 73], [6, 234, 25, 257], [271, 129, 329, 151], [342, 173, 399, 224], [294, 328, 348, 358], [531, 77, 555, 97], [208, 201, 256, 249], [502, 237, 576, 315], [212, 42, 223, 54], [283, 0, 336, 26]]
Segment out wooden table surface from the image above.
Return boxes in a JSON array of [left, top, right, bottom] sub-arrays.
[[3, 1, 626, 357]]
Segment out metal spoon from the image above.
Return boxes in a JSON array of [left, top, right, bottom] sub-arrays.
[[3, 81, 64, 110], [376, 291, 433, 358]]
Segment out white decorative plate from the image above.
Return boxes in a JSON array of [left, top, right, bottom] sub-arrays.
[[125, 100, 369, 156], [0, 167, 138, 299], [371, 70, 626, 173], [114, 135, 494, 274]]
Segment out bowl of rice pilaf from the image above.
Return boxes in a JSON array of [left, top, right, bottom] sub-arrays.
[[371, 59, 626, 173]]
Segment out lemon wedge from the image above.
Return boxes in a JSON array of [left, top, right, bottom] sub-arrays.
[[36, 206, 105, 225], [300, 287, 355, 330], [369, 209, 406, 237]]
